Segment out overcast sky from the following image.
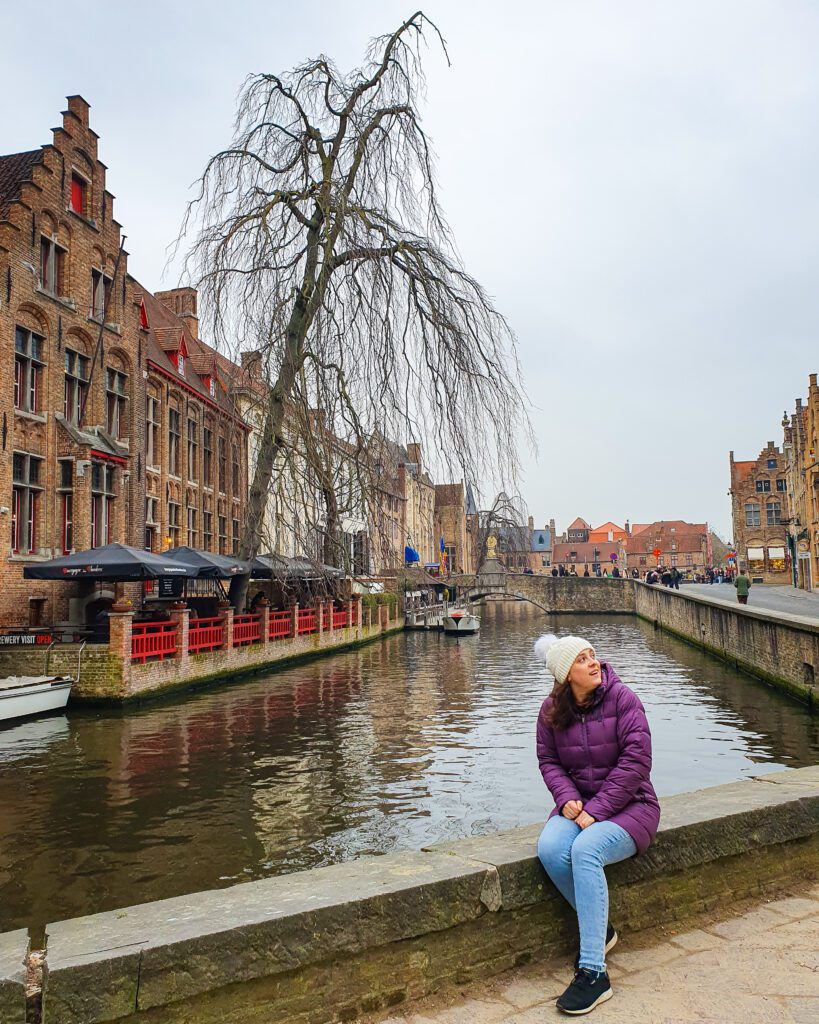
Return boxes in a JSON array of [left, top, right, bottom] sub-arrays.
[[4, 0, 819, 540]]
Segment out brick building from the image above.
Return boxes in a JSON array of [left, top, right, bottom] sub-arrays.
[[551, 540, 625, 575], [132, 285, 249, 559], [0, 97, 248, 628], [781, 379, 818, 590], [729, 443, 789, 583], [625, 521, 712, 576], [433, 482, 473, 575]]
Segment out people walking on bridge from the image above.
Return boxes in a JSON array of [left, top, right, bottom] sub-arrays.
[[734, 569, 751, 605], [534, 634, 660, 1016]]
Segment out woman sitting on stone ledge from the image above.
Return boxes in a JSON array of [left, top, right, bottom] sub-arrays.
[[534, 634, 660, 1016]]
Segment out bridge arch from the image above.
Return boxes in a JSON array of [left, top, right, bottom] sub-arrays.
[[467, 588, 552, 614]]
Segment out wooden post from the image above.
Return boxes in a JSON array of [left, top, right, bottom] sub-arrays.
[[291, 603, 299, 639]]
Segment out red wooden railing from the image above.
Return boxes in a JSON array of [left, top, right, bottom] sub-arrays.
[[322, 604, 333, 630], [132, 621, 178, 663], [332, 608, 348, 630], [188, 616, 225, 654], [297, 608, 317, 635], [233, 613, 262, 646], [269, 610, 291, 640]]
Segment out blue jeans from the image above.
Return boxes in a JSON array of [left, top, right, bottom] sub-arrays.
[[537, 815, 637, 973]]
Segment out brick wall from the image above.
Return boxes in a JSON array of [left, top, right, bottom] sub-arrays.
[[634, 582, 819, 706]]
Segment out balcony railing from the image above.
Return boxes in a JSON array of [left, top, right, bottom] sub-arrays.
[[188, 616, 225, 654], [269, 610, 291, 640], [233, 613, 262, 646], [132, 621, 177, 664]]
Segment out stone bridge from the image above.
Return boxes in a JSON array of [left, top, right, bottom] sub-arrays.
[[451, 561, 636, 615]]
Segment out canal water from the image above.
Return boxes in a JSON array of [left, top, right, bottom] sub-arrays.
[[1, 602, 817, 935]]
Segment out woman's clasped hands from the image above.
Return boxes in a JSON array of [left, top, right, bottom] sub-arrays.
[[562, 799, 596, 829]]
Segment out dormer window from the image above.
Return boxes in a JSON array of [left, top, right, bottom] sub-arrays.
[[173, 334, 188, 377], [208, 376, 215, 398], [70, 173, 88, 216], [139, 299, 149, 330]]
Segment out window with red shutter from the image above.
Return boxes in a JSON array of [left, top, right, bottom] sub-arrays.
[[70, 174, 87, 216]]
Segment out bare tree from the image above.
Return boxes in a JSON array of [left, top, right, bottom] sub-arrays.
[[181, 11, 531, 608]]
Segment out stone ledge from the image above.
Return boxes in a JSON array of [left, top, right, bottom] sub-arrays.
[[33, 766, 819, 1023], [0, 929, 27, 1024], [44, 850, 494, 1023]]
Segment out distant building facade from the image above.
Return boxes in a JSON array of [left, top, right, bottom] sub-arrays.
[[730, 443, 789, 583], [625, 520, 712, 576]]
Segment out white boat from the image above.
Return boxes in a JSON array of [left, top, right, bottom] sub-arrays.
[[0, 676, 74, 724], [442, 610, 480, 635]]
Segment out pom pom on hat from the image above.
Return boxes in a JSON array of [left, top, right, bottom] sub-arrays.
[[534, 633, 595, 685]]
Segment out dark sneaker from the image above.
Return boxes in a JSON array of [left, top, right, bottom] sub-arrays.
[[573, 924, 618, 970], [556, 969, 613, 1015]]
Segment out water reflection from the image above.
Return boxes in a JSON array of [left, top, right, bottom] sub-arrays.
[[0, 602, 816, 933]]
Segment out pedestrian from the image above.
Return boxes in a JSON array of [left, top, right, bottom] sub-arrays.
[[552, 567, 559, 578], [612, 566, 620, 578], [534, 634, 660, 1015], [583, 567, 590, 577], [734, 569, 751, 605], [671, 567, 680, 590]]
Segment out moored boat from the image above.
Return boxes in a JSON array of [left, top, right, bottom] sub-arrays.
[[0, 676, 74, 724], [442, 610, 480, 635]]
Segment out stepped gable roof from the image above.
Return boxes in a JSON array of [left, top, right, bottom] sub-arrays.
[[567, 517, 590, 530], [0, 149, 43, 219], [132, 280, 246, 425]]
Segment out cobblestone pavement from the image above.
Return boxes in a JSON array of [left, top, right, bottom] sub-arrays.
[[681, 583, 819, 623], [364, 884, 819, 1024]]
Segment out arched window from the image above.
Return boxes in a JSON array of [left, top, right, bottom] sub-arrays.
[[744, 502, 760, 528]]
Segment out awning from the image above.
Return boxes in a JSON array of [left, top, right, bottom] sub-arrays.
[[162, 546, 250, 578], [23, 543, 201, 581], [747, 547, 764, 560]]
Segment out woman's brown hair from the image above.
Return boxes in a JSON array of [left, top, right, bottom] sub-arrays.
[[543, 679, 580, 731]]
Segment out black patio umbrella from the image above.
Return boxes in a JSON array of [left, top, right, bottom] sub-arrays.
[[161, 546, 251, 579], [250, 553, 345, 580], [23, 543, 201, 581]]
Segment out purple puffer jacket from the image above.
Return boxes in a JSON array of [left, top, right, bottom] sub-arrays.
[[536, 663, 660, 854]]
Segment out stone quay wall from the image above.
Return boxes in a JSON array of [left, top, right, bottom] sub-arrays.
[[476, 574, 636, 614], [1, 766, 815, 1024], [633, 582, 819, 707], [0, 601, 402, 702]]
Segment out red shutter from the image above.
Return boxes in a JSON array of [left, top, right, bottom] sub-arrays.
[[71, 176, 85, 214], [139, 299, 149, 330]]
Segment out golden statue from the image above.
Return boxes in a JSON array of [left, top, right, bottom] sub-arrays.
[[486, 534, 498, 559]]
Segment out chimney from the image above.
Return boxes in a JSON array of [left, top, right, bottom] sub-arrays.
[[155, 287, 199, 340], [406, 442, 422, 471], [241, 349, 261, 372], [65, 95, 90, 128], [528, 515, 534, 530], [810, 373, 817, 388], [625, 520, 630, 534], [549, 518, 556, 537]]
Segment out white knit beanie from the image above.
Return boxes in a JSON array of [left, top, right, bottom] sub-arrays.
[[533, 633, 595, 685]]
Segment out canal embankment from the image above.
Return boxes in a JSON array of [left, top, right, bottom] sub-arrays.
[[0, 601, 402, 702], [3, 764, 816, 1024], [633, 582, 819, 707]]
